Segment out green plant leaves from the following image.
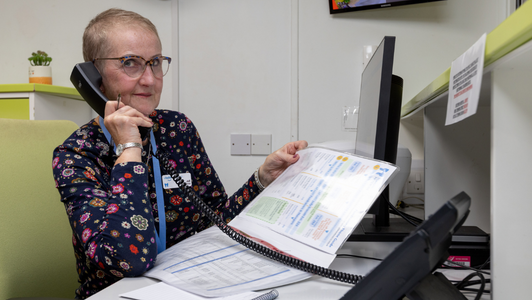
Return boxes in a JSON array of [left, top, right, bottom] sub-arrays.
[[28, 50, 52, 66]]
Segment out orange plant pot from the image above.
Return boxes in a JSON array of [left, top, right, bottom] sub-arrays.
[[29, 66, 52, 85]]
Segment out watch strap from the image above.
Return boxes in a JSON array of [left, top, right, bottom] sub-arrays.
[[116, 142, 142, 156]]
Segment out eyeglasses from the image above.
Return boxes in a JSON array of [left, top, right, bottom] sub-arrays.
[[93, 55, 171, 79]]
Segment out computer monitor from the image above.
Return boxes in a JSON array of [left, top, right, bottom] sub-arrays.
[[341, 192, 471, 300], [329, 0, 446, 15], [350, 36, 413, 241]]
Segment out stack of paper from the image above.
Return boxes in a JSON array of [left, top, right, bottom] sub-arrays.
[[142, 147, 398, 297]]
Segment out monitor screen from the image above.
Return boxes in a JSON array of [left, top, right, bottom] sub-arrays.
[[329, 0, 446, 14], [350, 36, 410, 241], [355, 36, 402, 166], [354, 38, 389, 160]]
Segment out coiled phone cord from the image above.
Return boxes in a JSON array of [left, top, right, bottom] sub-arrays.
[[156, 152, 364, 285]]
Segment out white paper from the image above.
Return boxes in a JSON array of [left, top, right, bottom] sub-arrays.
[[144, 227, 310, 297], [120, 282, 262, 300], [144, 146, 397, 298], [228, 216, 336, 268], [234, 147, 398, 255], [446, 33, 486, 125]]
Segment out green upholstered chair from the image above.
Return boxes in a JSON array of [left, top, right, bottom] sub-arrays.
[[0, 118, 79, 300]]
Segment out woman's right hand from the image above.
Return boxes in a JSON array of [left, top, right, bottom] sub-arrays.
[[103, 100, 153, 144], [102, 100, 153, 164]]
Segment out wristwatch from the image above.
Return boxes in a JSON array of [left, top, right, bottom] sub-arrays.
[[116, 142, 143, 157]]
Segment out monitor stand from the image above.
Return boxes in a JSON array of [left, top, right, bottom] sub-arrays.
[[349, 190, 417, 242], [348, 217, 415, 242]]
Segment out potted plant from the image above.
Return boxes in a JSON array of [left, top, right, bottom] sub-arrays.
[[28, 50, 53, 85]]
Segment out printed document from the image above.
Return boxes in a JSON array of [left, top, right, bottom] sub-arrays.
[[232, 146, 398, 255], [446, 33, 486, 125], [144, 146, 398, 297], [144, 227, 310, 297]]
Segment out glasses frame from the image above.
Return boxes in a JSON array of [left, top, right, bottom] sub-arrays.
[[93, 55, 172, 79]]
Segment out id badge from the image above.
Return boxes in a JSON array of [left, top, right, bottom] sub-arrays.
[[162, 173, 192, 189]]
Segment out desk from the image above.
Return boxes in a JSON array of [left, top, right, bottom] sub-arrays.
[[87, 241, 489, 300], [400, 3, 532, 299]]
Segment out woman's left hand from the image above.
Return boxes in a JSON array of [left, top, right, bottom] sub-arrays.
[[258, 140, 308, 187]]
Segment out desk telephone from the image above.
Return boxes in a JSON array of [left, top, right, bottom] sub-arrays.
[[70, 62, 363, 285]]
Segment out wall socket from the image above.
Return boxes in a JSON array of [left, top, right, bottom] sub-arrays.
[[230, 134, 251, 155], [406, 170, 425, 194]]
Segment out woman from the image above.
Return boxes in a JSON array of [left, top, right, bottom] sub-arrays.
[[52, 8, 307, 299]]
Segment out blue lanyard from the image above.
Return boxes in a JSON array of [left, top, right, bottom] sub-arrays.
[[99, 117, 166, 253], [150, 131, 166, 253]]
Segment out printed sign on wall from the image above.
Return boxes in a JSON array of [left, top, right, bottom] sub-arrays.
[[446, 33, 486, 126]]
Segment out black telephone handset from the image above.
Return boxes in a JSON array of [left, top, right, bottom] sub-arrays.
[[71, 63, 363, 287], [70, 62, 151, 140]]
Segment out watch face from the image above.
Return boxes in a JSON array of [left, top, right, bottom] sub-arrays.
[[116, 144, 123, 156]]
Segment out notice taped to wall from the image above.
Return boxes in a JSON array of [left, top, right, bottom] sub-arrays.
[[446, 33, 486, 126]]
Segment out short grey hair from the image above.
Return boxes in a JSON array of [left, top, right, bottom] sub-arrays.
[[82, 8, 162, 62]]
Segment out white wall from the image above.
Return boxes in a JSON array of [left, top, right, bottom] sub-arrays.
[[0, 0, 508, 194], [176, 1, 294, 194], [298, 0, 506, 158], [0, 0, 174, 110], [177, 0, 506, 192]]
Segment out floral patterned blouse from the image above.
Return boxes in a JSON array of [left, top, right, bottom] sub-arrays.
[[52, 110, 261, 299]]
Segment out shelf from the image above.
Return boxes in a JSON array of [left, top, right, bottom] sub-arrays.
[[0, 83, 82, 101], [401, 1, 532, 118]]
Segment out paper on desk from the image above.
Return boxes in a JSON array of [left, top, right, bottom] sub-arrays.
[[144, 227, 310, 297], [228, 215, 336, 268], [144, 146, 396, 298], [234, 146, 398, 256], [119, 282, 261, 300]]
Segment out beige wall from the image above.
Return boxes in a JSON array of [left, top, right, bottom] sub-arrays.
[[0, 0, 175, 110], [0, 0, 508, 192]]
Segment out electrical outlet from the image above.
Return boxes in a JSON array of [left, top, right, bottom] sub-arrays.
[[251, 134, 271, 155], [230, 134, 251, 155], [406, 170, 424, 194]]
